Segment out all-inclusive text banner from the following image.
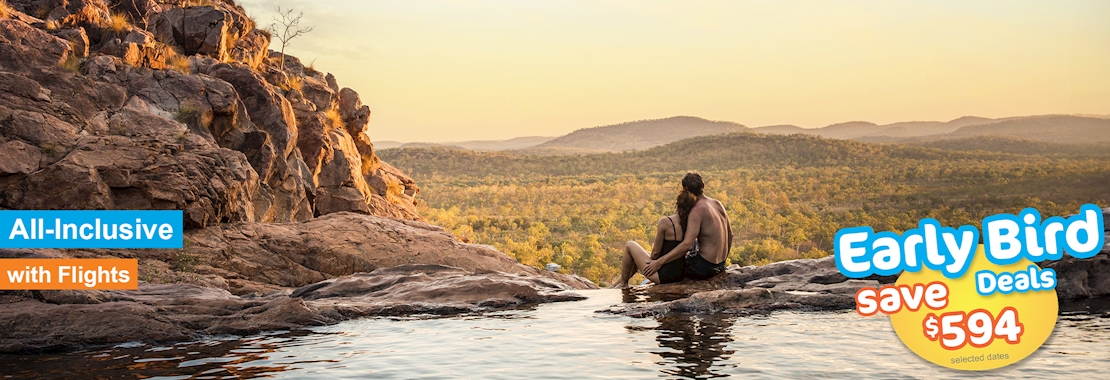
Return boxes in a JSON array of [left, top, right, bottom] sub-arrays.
[[0, 210, 183, 249]]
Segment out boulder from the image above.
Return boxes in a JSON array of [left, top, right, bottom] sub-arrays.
[[8, 0, 109, 35], [207, 63, 297, 158], [0, 135, 260, 228], [148, 5, 248, 62], [54, 27, 89, 58], [0, 18, 72, 73], [108, 0, 161, 28], [228, 28, 269, 70], [0, 140, 42, 175], [1041, 207, 1110, 299]]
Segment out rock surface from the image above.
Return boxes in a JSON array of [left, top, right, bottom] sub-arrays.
[[0, 212, 594, 353], [605, 257, 896, 317], [607, 208, 1110, 318], [0, 264, 584, 353]]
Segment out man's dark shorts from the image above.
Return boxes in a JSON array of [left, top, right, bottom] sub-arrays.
[[684, 252, 726, 280]]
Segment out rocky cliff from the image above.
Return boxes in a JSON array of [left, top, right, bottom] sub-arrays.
[[0, 0, 594, 353], [1, 0, 418, 224]]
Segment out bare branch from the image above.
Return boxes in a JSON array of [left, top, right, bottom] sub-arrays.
[[269, 6, 315, 71]]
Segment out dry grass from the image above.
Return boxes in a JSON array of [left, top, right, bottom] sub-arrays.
[[158, 44, 191, 74], [280, 76, 303, 92], [175, 102, 205, 130], [33, 6, 49, 19], [106, 12, 131, 33], [325, 107, 344, 127], [168, 55, 191, 74], [0, 0, 12, 19], [305, 59, 320, 76], [184, 0, 216, 7], [59, 53, 81, 74]]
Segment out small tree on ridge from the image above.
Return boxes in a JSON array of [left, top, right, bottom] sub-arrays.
[[269, 6, 314, 71]]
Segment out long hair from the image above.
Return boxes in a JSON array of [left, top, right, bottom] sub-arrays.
[[676, 189, 697, 234]]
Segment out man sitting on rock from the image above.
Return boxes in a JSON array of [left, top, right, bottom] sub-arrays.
[[643, 172, 733, 281]]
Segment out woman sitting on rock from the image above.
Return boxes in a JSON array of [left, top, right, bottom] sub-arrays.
[[610, 188, 698, 288]]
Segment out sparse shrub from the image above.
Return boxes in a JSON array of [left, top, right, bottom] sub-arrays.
[[175, 102, 205, 129], [173, 250, 201, 273], [45, 20, 60, 30], [0, 0, 10, 19], [59, 53, 81, 74], [106, 11, 131, 33], [40, 143, 59, 155]]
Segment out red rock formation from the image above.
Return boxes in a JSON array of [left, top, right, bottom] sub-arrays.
[[0, 0, 592, 353], [0, 0, 419, 223]]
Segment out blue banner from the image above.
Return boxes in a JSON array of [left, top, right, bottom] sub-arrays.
[[0, 210, 184, 249]]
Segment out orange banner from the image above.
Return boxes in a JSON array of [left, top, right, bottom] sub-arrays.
[[0, 258, 138, 290]]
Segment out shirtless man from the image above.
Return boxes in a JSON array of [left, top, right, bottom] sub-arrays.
[[642, 173, 733, 280]]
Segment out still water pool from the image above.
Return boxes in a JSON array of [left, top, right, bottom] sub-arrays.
[[3, 289, 1108, 379]]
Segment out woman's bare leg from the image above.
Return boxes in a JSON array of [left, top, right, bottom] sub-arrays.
[[612, 241, 660, 288]]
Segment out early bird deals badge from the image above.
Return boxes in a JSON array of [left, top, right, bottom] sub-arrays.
[[0, 210, 184, 290], [834, 204, 1105, 370]]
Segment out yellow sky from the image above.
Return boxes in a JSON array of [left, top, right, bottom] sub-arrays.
[[239, 0, 1110, 142]]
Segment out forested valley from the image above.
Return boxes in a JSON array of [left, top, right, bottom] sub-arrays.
[[380, 133, 1110, 285]]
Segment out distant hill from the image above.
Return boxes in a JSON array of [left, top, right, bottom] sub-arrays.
[[374, 136, 555, 151], [381, 131, 1110, 182], [907, 136, 1110, 157], [380, 132, 1009, 181], [946, 115, 1110, 144], [375, 140, 404, 149], [527, 116, 747, 153], [754, 116, 999, 140], [753, 114, 1110, 144]]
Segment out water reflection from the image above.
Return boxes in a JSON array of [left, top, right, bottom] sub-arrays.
[[0, 330, 322, 379], [3, 291, 1108, 379], [652, 314, 737, 379]]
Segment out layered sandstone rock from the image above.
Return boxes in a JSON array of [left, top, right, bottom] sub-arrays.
[[0, 264, 585, 353], [0, 0, 418, 223]]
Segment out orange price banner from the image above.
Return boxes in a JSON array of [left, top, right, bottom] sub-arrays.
[[0, 258, 138, 290]]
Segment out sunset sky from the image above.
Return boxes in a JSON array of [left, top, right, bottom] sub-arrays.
[[238, 0, 1110, 142]]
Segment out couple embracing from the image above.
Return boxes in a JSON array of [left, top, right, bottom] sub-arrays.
[[612, 173, 733, 288]]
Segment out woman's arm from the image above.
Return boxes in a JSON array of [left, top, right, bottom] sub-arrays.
[[650, 219, 666, 259]]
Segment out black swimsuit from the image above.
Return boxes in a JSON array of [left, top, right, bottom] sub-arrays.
[[655, 217, 686, 284]]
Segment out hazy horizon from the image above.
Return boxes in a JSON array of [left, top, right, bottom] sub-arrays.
[[238, 0, 1110, 142]]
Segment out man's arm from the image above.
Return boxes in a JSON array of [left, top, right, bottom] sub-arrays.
[[644, 207, 703, 275], [723, 202, 734, 259]]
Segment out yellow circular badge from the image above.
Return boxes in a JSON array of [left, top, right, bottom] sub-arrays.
[[889, 245, 1057, 370]]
